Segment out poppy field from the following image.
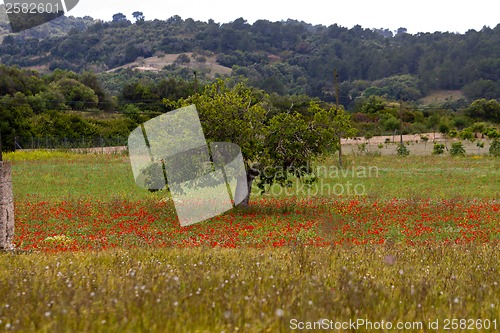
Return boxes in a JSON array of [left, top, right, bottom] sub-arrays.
[[0, 151, 498, 332]]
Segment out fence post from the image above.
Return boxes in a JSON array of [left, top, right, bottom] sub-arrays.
[[0, 161, 15, 251]]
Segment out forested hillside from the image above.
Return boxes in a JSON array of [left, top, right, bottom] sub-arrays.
[[0, 5, 94, 42], [1, 13, 499, 153], [0, 14, 499, 104]]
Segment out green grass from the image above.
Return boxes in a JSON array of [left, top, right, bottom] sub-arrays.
[[8, 152, 499, 201]]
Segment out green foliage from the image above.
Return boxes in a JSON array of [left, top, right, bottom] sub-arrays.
[[448, 129, 458, 138], [438, 121, 450, 135], [489, 138, 500, 157], [427, 113, 441, 132], [358, 95, 388, 114], [450, 141, 466, 157], [396, 143, 410, 156], [466, 99, 500, 122], [384, 116, 400, 132], [432, 143, 445, 155], [0, 65, 139, 151], [118, 75, 196, 112], [51, 78, 99, 110], [132, 11, 145, 23], [482, 127, 499, 139], [463, 79, 500, 100], [176, 79, 354, 199], [458, 128, 475, 141], [364, 75, 425, 100], [1, 16, 499, 100], [451, 116, 471, 130], [179, 79, 267, 164]]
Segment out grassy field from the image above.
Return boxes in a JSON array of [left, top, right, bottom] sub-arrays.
[[0, 151, 499, 332]]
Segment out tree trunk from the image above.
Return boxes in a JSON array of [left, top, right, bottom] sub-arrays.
[[0, 162, 15, 251], [236, 169, 258, 208], [338, 138, 343, 168]]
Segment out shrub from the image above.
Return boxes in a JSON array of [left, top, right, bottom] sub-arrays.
[[490, 138, 500, 157], [432, 143, 445, 155], [357, 143, 367, 155], [396, 143, 410, 156], [450, 141, 466, 157], [175, 53, 191, 64]]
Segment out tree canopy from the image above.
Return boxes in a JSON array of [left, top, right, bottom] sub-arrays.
[[175, 79, 356, 205]]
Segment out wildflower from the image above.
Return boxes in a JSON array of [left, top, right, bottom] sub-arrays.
[[384, 255, 396, 265]]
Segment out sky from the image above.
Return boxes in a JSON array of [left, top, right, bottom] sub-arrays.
[[67, 0, 500, 34]]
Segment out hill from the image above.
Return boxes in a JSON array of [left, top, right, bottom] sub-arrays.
[[0, 15, 498, 104]]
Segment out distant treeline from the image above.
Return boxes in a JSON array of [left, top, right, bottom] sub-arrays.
[[0, 64, 499, 153], [0, 15, 499, 103]]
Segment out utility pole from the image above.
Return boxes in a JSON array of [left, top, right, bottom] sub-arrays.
[[399, 100, 404, 146], [334, 68, 343, 168]]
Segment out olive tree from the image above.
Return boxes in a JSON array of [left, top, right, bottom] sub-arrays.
[[174, 79, 355, 206]]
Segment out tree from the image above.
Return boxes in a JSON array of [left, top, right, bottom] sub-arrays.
[[463, 80, 500, 100], [466, 99, 500, 122], [176, 80, 266, 206], [132, 11, 145, 23], [427, 113, 441, 140], [384, 116, 400, 141], [490, 138, 500, 157], [51, 78, 99, 110], [310, 101, 357, 167], [176, 79, 345, 206], [112, 13, 127, 22], [79, 71, 116, 111], [175, 53, 191, 64], [432, 143, 445, 155]]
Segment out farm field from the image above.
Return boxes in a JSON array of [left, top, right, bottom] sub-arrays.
[[342, 133, 493, 156], [0, 151, 499, 332]]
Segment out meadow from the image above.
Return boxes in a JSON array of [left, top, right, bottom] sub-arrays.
[[0, 151, 498, 332]]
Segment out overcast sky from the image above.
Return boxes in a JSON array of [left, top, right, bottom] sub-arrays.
[[67, 0, 499, 34]]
